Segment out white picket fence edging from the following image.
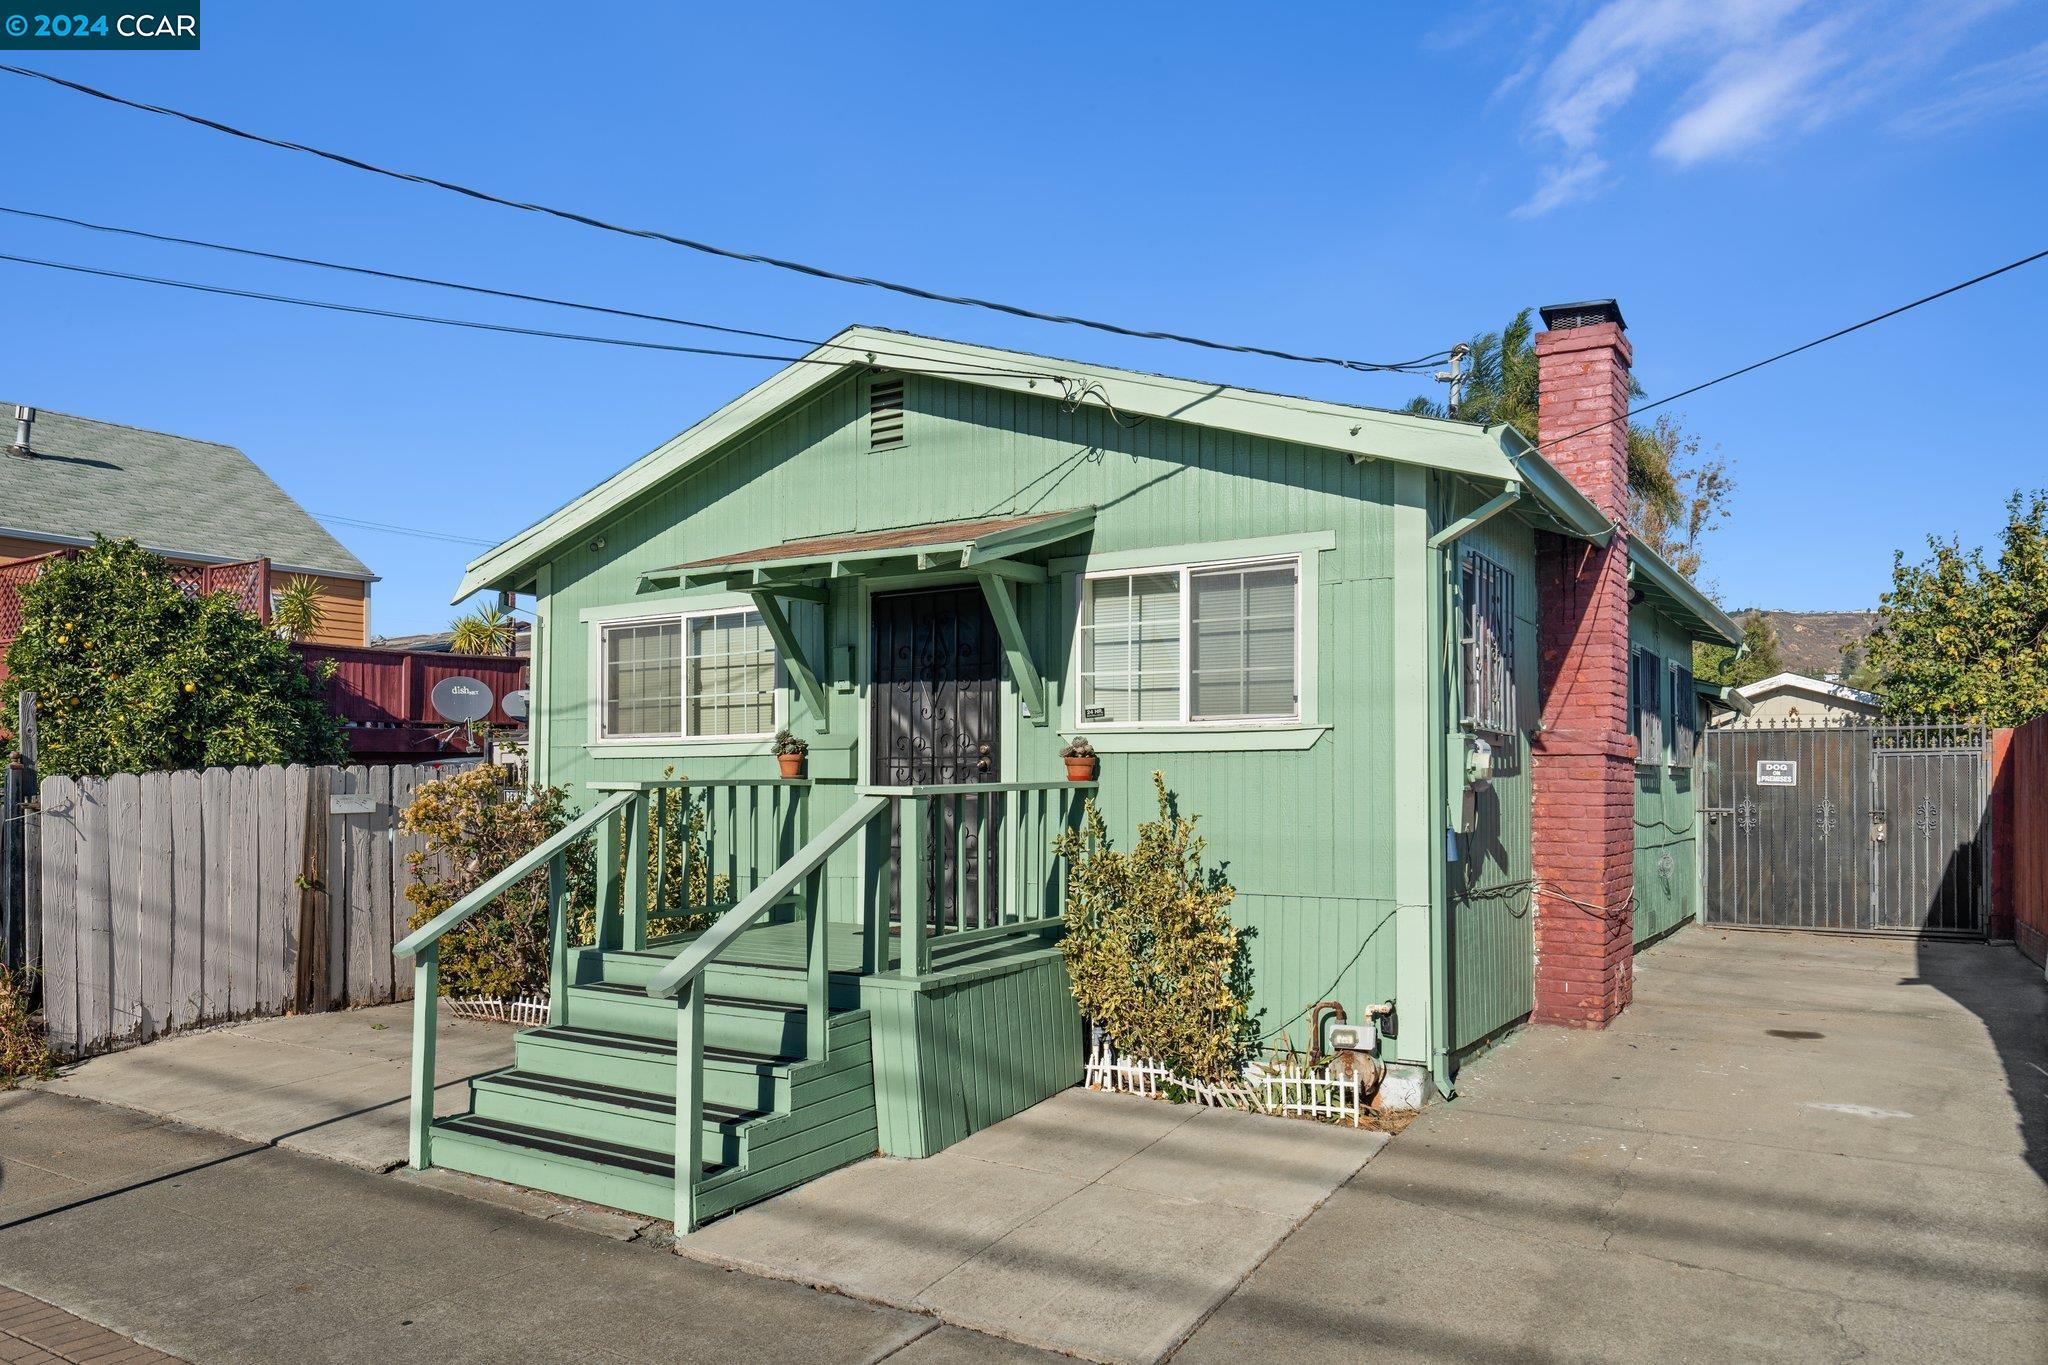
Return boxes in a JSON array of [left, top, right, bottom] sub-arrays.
[[1083, 1041, 1362, 1126], [445, 995, 549, 1027]]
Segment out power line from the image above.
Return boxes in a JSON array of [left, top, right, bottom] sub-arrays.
[[1537, 245, 2048, 455], [0, 250, 1067, 381], [311, 512, 498, 547], [0, 204, 1149, 383], [0, 63, 1451, 376]]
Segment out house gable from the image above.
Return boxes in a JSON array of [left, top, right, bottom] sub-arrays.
[[455, 326, 1610, 601]]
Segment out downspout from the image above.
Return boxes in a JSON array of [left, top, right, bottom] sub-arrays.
[[1424, 481, 1522, 1101]]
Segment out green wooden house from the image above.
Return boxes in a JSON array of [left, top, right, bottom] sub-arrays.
[[397, 308, 1738, 1229]]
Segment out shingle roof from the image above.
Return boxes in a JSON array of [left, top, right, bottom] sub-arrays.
[[1, 403, 373, 579]]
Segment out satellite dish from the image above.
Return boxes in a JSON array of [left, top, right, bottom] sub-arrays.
[[503, 688, 530, 720], [429, 676, 495, 724]]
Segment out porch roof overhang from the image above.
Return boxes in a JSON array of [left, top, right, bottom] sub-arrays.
[[637, 506, 1096, 591], [1629, 538, 1743, 646]]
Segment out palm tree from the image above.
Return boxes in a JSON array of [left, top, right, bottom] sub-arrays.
[[270, 575, 325, 643], [1405, 308, 1685, 534], [449, 603, 514, 656]]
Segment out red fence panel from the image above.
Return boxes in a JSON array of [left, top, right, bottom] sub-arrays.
[[296, 645, 528, 763], [2008, 716, 2048, 967]]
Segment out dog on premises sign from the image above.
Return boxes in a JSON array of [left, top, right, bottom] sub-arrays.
[[1756, 760, 1798, 786]]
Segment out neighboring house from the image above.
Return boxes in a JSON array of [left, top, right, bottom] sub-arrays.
[[409, 301, 1739, 1228], [371, 621, 532, 655], [1723, 671, 1881, 725], [0, 402, 374, 644]]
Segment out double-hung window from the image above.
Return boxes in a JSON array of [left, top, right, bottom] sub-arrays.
[[599, 607, 779, 740], [1668, 661, 1698, 768], [1631, 647, 1664, 764], [1079, 557, 1300, 726]]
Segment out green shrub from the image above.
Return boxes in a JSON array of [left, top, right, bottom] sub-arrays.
[[1052, 773, 1257, 1083], [401, 767, 727, 999], [1, 538, 347, 777]]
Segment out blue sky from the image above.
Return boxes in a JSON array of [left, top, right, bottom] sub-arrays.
[[4, 1, 2045, 635]]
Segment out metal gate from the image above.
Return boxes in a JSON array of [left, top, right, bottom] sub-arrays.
[[1702, 720, 1988, 936]]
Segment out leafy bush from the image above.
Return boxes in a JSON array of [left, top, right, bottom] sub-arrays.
[[1, 538, 347, 777], [1, 966, 55, 1087], [1052, 773, 1257, 1082], [401, 767, 729, 1000], [402, 765, 569, 1000]]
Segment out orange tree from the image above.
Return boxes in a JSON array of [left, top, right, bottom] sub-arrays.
[[1, 537, 346, 777]]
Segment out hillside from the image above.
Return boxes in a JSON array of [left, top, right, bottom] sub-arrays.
[[1737, 609, 1878, 678]]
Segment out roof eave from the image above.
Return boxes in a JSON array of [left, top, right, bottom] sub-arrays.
[[452, 327, 1563, 602], [1492, 426, 1613, 545], [1629, 538, 1742, 645]]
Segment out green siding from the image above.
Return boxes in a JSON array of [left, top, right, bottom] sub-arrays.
[[862, 950, 1082, 1158], [1630, 602, 1701, 948], [531, 372, 1425, 1056], [1440, 483, 1538, 1056]]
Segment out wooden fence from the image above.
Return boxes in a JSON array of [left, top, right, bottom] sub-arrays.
[[1998, 718, 2048, 966], [35, 759, 475, 1057]]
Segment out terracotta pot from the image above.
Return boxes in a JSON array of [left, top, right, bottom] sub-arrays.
[[778, 753, 806, 779], [1064, 756, 1097, 782]]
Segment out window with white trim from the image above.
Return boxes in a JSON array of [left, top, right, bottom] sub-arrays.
[[599, 607, 778, 740], [1079, 557, 1300, 726]]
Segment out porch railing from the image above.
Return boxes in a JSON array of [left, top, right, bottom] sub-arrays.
[[647, 779, 1090, 1229], [393, 776, 1090, 1232], [391, 777, 814, 1173]]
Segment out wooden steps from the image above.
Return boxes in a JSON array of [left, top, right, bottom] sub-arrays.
[[426, 947, 879, 1225]]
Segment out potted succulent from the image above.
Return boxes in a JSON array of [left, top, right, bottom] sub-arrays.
[[773, 729, 809, 779], [1061, 736, 1098, 782]]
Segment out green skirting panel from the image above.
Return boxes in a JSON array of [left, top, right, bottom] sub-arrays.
[[861, 947, 1083, 1159]]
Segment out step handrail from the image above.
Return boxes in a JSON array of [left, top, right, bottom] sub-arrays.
[[644, 792, 890, 1000], [394, 788, 636, 960]]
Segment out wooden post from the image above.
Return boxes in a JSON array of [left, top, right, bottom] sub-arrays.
[[547, 850, 569, 1027], [673, 979, 705, 1234], [903, 796, 928, 976], [805, 866, 828, 1061], [409, 945, 439, 1170], [594, 808, 622, 951], [623, 793, 649, 951]]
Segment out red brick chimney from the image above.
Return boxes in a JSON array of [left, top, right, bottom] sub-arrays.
[[1530, 300, 1635, 1028]]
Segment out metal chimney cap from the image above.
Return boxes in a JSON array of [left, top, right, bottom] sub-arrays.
[[1539, 299, 1626, 332]]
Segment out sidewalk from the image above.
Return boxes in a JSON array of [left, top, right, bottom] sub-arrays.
[[36, 1003, 509, 1171], [1, 1089, 1028, 1364]]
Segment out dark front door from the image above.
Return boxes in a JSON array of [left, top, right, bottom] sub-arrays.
[[870, 586, 1002, 931]]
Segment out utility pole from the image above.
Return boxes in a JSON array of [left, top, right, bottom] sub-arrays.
[[1435, 343, 1471, 417]]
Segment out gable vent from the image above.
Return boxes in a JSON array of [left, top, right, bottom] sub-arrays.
[[868, 376, 906, 450]]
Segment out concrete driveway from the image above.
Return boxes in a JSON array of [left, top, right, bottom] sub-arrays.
[[1179, 930, 2048, 1364]]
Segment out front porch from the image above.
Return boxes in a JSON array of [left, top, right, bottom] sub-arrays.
[[395, 777, 1091, 1230]]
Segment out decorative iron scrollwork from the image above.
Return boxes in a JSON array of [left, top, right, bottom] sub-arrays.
[[1736, 799, 1759, 831], [1914, 800, 1940, 834], [1813, 800, 1838, 837]]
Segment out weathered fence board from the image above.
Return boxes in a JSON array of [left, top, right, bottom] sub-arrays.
[[170, 768, 204, 1031], [40, 775, 78, 1054], [36, 758, 476, 1058]]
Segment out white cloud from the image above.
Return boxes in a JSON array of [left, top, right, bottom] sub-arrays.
[[1655, 19, 1849, 164], [1890, 39, 2048, 134], [1506, 0, 2027, 215], [1512, 154, 1611, 219]]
